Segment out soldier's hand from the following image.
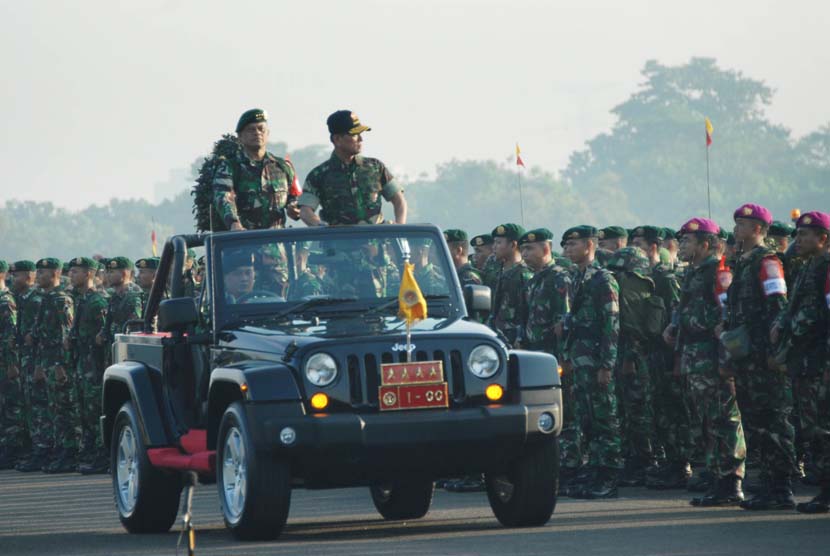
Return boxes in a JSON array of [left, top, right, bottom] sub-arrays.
[[286, 203, 301, 221], [553, 322, 564, 338], [561, 360, 573, 375], [823, 370, 830, 385], [95, 333, 105, 346], [714, 323, 724, 339], [34, 367, 46, 382], [24, 334, 34, 346], [770, 324, 780, 345], [719, 365, 734, 379], [230, 221, 245, 231], [63, 338, 70, 351], [662, 325, 676, 346], [597, 367, 612, 387], [55, 365, 67, 384], [7, 364, 20, 381], [622, 359, 636, 375]]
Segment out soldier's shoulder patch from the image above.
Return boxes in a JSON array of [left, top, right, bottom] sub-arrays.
[[760, 256, 786, 296]]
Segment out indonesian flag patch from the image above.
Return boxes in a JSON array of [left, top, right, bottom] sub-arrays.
[[760, 257, 787, 296]]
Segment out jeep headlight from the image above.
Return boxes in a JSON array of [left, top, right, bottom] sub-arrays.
[[468, 345, 500, 379], [305, 353, 338, 387]]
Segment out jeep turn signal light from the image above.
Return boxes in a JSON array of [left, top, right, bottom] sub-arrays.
[[240, 383, 249, 393], [310, 392, 329, 411], [557, 365, 563, 377], [485, 384, 504, 402]]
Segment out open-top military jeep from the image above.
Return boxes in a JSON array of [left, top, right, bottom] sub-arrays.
[[101, 224, 562, 540]]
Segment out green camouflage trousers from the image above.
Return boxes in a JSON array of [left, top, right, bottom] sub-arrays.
[[682, 341, 746, 478], [0, 374, 28, 453], [735, 360, 796, 479], [77, 352, 104, 455], [559, 369, 583, 469], [650, 348, 692, 465], [28, 354, 52, 453], [573, 365, 623, 470], [618, 345, 654, 464], [35, 350, 80, 452], [793, 374, 830, 484]]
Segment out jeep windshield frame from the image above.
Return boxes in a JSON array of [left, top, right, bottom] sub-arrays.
[[204, 225, 467, 334]]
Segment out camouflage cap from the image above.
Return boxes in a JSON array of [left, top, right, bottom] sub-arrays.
[[491, 223, 526, 241], [599, 226, 627, 240], [518, 228, 553, 245], [606, 246, 651, 276], [630, 225, 665, 243], [107, 256, 134, 270], [796, 211, 830, 232], [768, 220, 795, 238], [10, 260, 36, 272], [560, 225, 598, 247], [236, 108, 267, 133], [135, 257, 161, 270], [68, 256, 98, 269], [36, 258, 62, 270], [327, 110, 371, 135], [443, 229, 468, 243], [733, 203, 773, 225], [0, 260, 8, 273], [470, 234, 494, 247]]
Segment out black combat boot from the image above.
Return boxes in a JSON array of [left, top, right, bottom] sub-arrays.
[[647, 461, 691, 490], [0, 449, 17, 470], [796, 486, 830, 514], [619, 458, 649, 487], [15, 448, 47, 472], [78, 450, 110, 475], [740, 475, 795, 510], [692, 474, 744, 507], [43, 448, 78, 474], [742, 470, 770, 495], [583, 467, 619, 499], [560, 466, 594, 498], [685, 469, 713, 492]]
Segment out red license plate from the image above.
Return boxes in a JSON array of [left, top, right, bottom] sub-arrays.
[[380, 361, 444, 386], [379, 383, 449, 411]]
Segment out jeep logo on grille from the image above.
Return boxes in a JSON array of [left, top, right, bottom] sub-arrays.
[[391, 343, 416, 353]]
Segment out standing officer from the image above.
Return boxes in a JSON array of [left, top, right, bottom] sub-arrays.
[[135, 257, 160, 316], [598, 227, 628, 252], [212, 108, 301, 231], [489, 224, 532, 346], [444, 229, 483, 286], [96, 258, 143, 366], [721, 203, 796, 511], [299, 110, 407, 227], [0, 261, 20, 469], [561, 226, 623, 498]]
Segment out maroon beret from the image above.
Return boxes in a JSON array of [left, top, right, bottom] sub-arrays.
[[679, 217, 720, 235], [733, 203, 773, 226], [796, 211, 830, 232]]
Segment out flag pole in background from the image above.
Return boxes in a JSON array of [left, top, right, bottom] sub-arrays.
[[151, 219, 158, 256], [516, 143, 526, 226], [705, 118, 713, 219]]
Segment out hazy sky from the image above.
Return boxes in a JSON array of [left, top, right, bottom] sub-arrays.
[[2, 0, 828, 210]]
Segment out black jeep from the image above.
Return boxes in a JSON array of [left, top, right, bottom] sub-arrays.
[[101, 224, 562, 540]]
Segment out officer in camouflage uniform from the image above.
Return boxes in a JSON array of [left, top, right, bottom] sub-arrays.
[[67, 258, 109, 474], [412, 240, 448, 295], [299, 110, 407, 227], [183, 249, 199, 298], [469, 234, 495, 276], [10, 261, 43, 471], [598, 226, 628, 252], [561, 225, 623, 498], [630, 226, 693, 489], [670, 219, 747, 506], [774, 211, 830, 513], [31, 258, 76, 473], [135, 257, 160, 316], [444, 229, 483, 287], [292, 243, 327, 298], [722, 203, 796, 511], [212, 109, 300, 231], [489, 224, 532, 346], [0, 261, 21, 468], [96, 257, 143, 367]]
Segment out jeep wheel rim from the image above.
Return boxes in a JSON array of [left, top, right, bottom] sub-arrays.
[[222, 427, 247, 522], [116, 426, 139, 513]]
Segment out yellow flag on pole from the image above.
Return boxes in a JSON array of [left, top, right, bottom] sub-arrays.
[[398, 262, 427, 324], [705, 117, 714, 146]]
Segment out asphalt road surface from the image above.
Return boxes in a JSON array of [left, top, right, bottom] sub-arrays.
[[1, 469, 827, 556]]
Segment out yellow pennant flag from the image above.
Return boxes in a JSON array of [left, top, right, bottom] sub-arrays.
[[398, 262, 427, 324], [705, 117, 714, 146]]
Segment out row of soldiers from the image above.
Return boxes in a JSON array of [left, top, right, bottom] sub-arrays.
[[442, 204, 830, 514], [0, 254, 199, 474]]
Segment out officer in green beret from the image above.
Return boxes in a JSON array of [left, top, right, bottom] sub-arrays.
[[470, 234, 500, 288], [66, 258, 109, 473], [96, 258, 143, 367], [135, 257, 160, 313], [661, 227, 681, 268], [9, 261, 43, 471], [444, 229, 482, 287], [299, 110, 407, 227], [0, 261, 21, 469], [767, 221, 794, 254], [489, 223, 532, 346], [30, 258, 76, 473], [599, 226, 628, 252], [212, 108, 301, 231], [560, 225, 623, 498], [183, 249, 199, 298]]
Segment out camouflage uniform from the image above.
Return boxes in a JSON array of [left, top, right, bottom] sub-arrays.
[[70, 288, 108, 462], [724, 244, 796, 499], [564, 260, 623, 472], [100, 283, 143, 366], [678, 255, 746, 480], [13, 284, 43, 468], [491, 262, 532, 345], [456, 263, 482, 287], [480, 254, 501, 289], [295, 268, 326, 298], [212, 150, 297, 230], [300, 153, 401, 226], [0, 287, 21, 460], [413, 262, 447, 296]]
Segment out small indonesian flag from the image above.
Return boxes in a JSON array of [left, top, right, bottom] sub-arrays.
[[398, 262, 427, 324], [705, 117, 714, 147], [151, 229, 158, 257], [516, 143, 525, 167], [285, 153, 302, 197]]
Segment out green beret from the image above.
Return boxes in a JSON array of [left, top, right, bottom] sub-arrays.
[[0, 261, 8, 273], [236, 108, 267, 133], [726, 232, 736, 246], [224, 251, 255, 272], [68, 257, 98, 269], [135, 257, 160, 270], [492, 223, 526, 241], [470, 234, 493, 247], [768, 220, 794, 238], [630, 225, 665, 243], [62, 262, 70, 273], [11, 260, 36, 272], [443, 229, 468, 243], [36, 258, 62, 270], [717, 228, 729, 240], [106, 256, 134, 270], [519, 228, 553, 246], [560, 225, 598, 246], [662, 227, 678, 241], [599, 226, 627, 240], [187, 248, 197, 260]]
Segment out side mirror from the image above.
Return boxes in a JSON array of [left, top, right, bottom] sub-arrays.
[[463, 284, 491, 318], [158, 297, 199, 333]]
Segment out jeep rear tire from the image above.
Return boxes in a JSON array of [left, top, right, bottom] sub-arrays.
[[217, 401, 291, 540], [112, 401, 181, 533], [485, 437, 559, 527], [370, 478, 434, 520]]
